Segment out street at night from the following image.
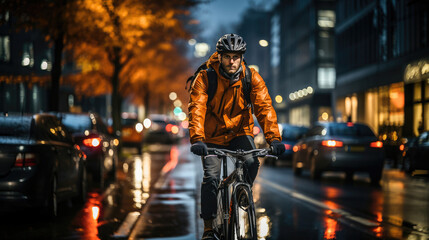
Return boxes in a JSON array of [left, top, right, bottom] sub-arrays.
[[0, 140, 427, 240]]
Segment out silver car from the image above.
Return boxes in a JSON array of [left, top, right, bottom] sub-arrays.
[[292, 122, 384, 184]]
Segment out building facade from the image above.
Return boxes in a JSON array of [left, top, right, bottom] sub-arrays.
[[334, 0, 429, 141], [273, 0, 336, 126]]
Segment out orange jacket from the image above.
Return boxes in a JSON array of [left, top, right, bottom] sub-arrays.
[[188, 52, 281, 146]]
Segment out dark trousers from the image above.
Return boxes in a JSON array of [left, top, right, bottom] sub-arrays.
[[200, 135, 259, 220]]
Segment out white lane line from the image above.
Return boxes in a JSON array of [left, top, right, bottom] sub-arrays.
[[112, 211, 141, 238], [258, 178, 379, 227]]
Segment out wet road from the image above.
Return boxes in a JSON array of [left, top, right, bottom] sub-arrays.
[[0, 140, 428, 240]]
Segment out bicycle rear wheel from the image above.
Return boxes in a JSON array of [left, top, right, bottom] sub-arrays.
[[229, 185, 257, 240]]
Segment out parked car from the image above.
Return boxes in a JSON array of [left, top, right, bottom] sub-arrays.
[[401, 131, 429, 174], [292, 122, 385, 184], [265, 123, 308, 166], [54, 112, 118, 187], [143, 114, 181, 144], [121, 113, 144, 153], [0, 113, 87, 218]]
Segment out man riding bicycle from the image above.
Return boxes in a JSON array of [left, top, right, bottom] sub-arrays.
[[188, 33, 285, 240]]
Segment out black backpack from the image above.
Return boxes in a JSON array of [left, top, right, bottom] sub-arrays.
[[185, 62, 253, 109]]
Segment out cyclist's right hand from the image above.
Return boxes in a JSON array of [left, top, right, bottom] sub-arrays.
[[190, 141, 208, 156], [270, 140, 285, 155]]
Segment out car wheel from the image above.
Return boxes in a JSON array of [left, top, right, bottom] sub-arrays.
[[369, 169, 382, 185], [293, 161, 302, 176], [43, 176, 58, 219], [310, 156, 321, 180]]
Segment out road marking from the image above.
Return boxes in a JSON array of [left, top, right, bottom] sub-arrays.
[[258, 178, 379, 227], [112, 211, 141, 238]]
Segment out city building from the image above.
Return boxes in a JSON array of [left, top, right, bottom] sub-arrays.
[[334, 0, 429, 140], [273, 0, 336, 126]]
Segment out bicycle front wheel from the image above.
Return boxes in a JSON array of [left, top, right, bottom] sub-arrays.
[[229, 185, 257, 240]]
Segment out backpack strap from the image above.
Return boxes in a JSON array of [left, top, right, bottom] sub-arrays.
[[186, 62, 208, 91], [206, 68, 218, 104], [242, 65, 253, 112]]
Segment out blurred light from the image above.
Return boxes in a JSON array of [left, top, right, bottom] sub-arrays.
[[318, 19, 335, 28], [173, 107, 182, 115], [135, 123, 143, 133], [171, 125, 179, 134], [321, 112, 329, 121], [307, 86, 313, 94], [188, 39, 196, 46], [143, 118, 151, 129], [83, 137, 101, 147], [284, 144, 292, 150], [253, 126, 261, 135], [92, 206, 100, 220], [194, 42, 210, 58], [370, 141, 383, 148], [174, 99, 182, 107], [248, 64, 259, 72], [289, 93, 295, 101], [259, 39, 269, 47], [178, 112, 187, 121], [41, 59, 48, 70], [293, 145, 299, 152], [169, 92, 177, 101], [399, 144, 405, 151], [257, 215, 271, 238], [165, 124, 173, 132], [113, 139, 119, 146], [181, 120, 189, 129], [322, 140, 343, 147], [275, 95, 283, 104], [22, 56, 30, 66]]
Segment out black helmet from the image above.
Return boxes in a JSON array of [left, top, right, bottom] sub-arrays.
[[216, 33, 246, 54]]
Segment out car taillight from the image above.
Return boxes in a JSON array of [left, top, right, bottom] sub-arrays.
[[399, 144, 404, 151], [370, 141, 383, 148], [293, 145, 299, 152], [284, 144, 292, 150], [253, 126, 261, 135], [83, 137, 101, 147], [15, 153, 38, 167], [165, 124, 173, 132], [321, 140, 344, 147]]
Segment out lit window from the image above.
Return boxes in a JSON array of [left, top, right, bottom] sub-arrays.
[[318, 10, 335, 28], [0, 36, 10, 62], [318, 67, 336, 89], [22, 43, 34, 67]]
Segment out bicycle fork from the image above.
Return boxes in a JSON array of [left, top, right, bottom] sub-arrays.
[[221, 155, 229, 239]]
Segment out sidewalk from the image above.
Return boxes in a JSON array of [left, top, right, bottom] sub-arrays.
[[128, 145, 203, 240]]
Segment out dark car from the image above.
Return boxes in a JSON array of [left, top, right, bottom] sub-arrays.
[[0, 113, 87, 217], [401, 131, 429, 174], [143, 114, 181, 144], [292, 122, 385, 184], [55, 112, 118, 187], [265, 123, 309, 166], [121, 114, 144, 152]]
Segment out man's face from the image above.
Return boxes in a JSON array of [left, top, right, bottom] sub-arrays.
[[219, 52, 242, 74]]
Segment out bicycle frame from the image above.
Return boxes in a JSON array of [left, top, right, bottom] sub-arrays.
[[207, 148, 274, 240]]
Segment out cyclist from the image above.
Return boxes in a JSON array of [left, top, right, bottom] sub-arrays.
[[188, 33, 285, 240]]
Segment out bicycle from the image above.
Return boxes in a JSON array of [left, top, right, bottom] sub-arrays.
[[206, 148, 276, 240]]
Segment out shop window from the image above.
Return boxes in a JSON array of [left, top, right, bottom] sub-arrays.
[[425, 79, 429, 100], [414, 104, 422, 136], [414, 83, 421, 101], [318, 67, 335, 89], [318, 10, 335, 28]]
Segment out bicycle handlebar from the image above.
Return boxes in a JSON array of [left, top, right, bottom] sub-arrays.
[[206, 147, 277, 159]]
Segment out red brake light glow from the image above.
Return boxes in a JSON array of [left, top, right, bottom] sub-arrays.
[[284, 144, 292, 150], [83, 137, 101, 147], [370, 141, 383, 148], [15, 153, 38, 167], [253, 126, 261, 135], [165, 124, 173, 132], [399, 144, 404, 151], [346, 122, 354, 127], [321, 140, 344, 147], [293, 146, 299, 152]]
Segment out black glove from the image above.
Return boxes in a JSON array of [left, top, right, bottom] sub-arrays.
[[190, 141, 208, 156], [270, 140, 285, 155]]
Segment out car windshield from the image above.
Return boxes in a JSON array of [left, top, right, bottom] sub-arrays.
[[282, 126, 308, 140], [0, 116, 32, 138], [329, 124, 375, 137], [61, 115, 91, 133]]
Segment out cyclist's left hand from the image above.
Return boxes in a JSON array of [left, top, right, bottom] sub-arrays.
[[270, 140, 285, 155]]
